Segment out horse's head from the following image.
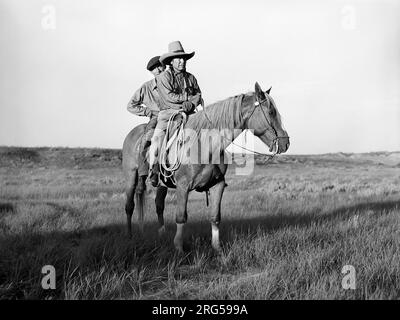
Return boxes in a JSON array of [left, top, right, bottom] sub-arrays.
[[243, 82, 290, 154]]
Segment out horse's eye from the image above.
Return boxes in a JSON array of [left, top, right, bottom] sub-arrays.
[[269, 109, 275, 116]]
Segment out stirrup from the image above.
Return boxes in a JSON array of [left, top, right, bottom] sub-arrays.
[[149, 169, 159, 187], [136, 176, 147, 194]]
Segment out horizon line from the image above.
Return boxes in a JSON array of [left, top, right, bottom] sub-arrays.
[[1, 145, 399, 156]]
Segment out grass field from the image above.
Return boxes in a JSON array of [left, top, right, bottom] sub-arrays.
[[1, 147, 400, 299]]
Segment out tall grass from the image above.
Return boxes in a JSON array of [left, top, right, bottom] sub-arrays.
[[0, 153, 399, 299]]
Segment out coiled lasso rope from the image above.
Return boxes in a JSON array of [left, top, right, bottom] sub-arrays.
[[159, 110, 187, 181]]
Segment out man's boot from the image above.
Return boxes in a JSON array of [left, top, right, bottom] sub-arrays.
[[149, 164, 159, 187], [136, 175, 147, 194]]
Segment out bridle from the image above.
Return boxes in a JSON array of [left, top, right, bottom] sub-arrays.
[[200, 93, 289, 158], [246, 94, 290, 154]]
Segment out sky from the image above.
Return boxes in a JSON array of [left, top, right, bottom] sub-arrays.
[[0, 0, 399, 154]]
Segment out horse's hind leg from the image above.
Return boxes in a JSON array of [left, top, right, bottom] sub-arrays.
[[209, 179, 226, 252], [174, 185, 189, 253], [125, 170, 137, 238], [155, 186, 168, 236]]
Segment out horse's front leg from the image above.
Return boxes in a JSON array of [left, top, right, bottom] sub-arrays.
[[174, 185, 189, 253], [124, 169, 137, 238], [210, 179, 226, 251], [155, 185, 168, 236]]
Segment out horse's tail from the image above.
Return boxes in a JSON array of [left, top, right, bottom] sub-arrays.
[[135, 191, 146, 232]]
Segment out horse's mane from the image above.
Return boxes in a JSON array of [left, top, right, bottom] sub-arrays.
[[185, 94, 247, 133], [184, 91, 284, 139], [175, 91, 284, 157]]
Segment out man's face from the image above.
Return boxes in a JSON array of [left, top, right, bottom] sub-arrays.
[[151, 65, 165, 76], [170, 57, 186, 72]]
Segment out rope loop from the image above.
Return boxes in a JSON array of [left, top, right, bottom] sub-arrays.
[[159, 111, 187, 182]]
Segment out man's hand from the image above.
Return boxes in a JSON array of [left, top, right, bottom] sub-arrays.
[[182, 101, 194, 113], [189, 93, 202, 108], [185, 87, 195, 96]]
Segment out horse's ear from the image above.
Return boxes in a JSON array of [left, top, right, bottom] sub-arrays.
[[266, 86, 272, 95], [255, 82, 265, 99]]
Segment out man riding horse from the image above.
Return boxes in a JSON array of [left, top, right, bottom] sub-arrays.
[[123, 47, 290, 250], [148, 41, 203, 187], [127, 56, 165, 194]]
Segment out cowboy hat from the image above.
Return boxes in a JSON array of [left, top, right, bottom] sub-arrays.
[[146, 55, 162, 71], [160, 41, 195, 65]]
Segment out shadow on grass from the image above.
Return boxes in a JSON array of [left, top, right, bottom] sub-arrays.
[[218, 199, 400, 238], [0, 199, 399, 299], [1, 198, 399, 251], [0, 202, 14, 213]]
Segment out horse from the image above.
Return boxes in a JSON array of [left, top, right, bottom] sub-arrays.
[[122, 82, 290, 252]]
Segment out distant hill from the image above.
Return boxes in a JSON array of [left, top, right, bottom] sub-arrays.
[[255, 151, 400, 167], [0, 146, 399, 169], [0, 147, 121, 169]]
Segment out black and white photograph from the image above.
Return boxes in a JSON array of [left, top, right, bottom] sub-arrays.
[[0, 0, 399, 303]]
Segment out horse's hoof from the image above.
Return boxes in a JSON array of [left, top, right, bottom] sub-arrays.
[[158, 226, 166, 237], [213, 246, 222, 254], [212, 242, 222, 253], [174, 244, 184, 254]]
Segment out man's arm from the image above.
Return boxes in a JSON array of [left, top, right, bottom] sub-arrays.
[[127, 86, 152, 117], [157, 72, 187, 109], [188, 75, 202, 107]]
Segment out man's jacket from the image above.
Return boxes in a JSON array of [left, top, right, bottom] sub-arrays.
[[156, 68, 202, 111], [127, 78, 160, 117]]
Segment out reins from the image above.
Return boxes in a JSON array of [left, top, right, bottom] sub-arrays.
[[157, 93, 289, 186], [202, 94, 288, 162]]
